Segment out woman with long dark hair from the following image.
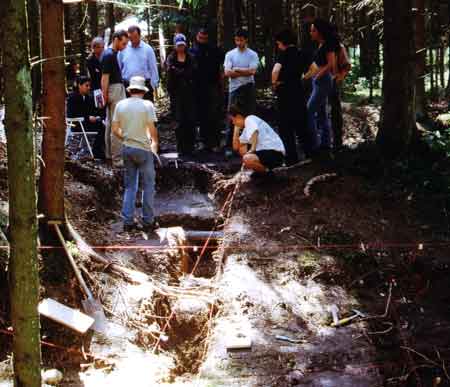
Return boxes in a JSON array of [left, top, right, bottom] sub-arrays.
[[303, 18, 338, 156]]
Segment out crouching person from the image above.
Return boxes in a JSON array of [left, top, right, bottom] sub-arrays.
[[112, 76, 159, 232], [230, 104, 285, 174]]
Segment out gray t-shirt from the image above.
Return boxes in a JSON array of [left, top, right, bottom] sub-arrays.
[[239, 115, 285, 154], [224, 47, 259, 93], [112, 97, 157, 151]]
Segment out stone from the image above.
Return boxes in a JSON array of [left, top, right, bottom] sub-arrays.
[[41, 369, 63, 385]]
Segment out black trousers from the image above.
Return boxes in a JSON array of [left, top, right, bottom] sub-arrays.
[[277, 86, 308, 165], [195, 84, 222, 149], [123, 79, 154, 102], [92, 121, 106, 159], [175, 90, 196, 155], [330, 80, 343, 148]]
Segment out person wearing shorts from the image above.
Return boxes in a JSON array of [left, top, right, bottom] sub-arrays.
[[230, 104, 285, 173]]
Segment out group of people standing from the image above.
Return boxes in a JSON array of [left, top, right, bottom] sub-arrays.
[[166, 19, 349, 173], [66, 18, 349, 231]]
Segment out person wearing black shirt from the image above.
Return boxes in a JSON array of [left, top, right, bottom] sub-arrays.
[[101, 30, 129, 166], [87, 37, 104, 91], [190, 28, 225, 151], [67, 76, 105, 159], [166, 34, 197, 156], [303, 19, 338, 156], [272, 29, 311, 165]]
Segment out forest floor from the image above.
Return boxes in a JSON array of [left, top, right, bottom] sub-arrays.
[[0, 94, 450, 387]]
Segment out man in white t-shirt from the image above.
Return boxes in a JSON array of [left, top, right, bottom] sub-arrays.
[[112, 76, 159, 232], [230, 104, 285, 173], [224, 28, 259, 156]]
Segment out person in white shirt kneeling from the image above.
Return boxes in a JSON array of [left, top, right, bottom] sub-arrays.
[[230, 104, 286, 174]]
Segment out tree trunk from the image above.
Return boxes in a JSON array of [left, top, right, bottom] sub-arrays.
[[377, 0, 416, 158], [429, 47, 435, 94], [39, 0, 66, 221], [262, 0, 282, 81], [106, 4, 115, 35], [223, 0, 234, 51], [88, 0, 98, 37], [78, 2, 87, 74], [247, 0, 256, 46], [415, 0, 426, 119], [27, 0, 42, 112], [208, 0, 218, 46], [439, 45, 445, 88], [3, 1, 41, 386]]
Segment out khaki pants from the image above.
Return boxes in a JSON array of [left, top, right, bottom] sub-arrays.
[[105, 83, 126, 163]]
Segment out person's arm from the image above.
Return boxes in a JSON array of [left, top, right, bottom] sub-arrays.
[[271, 63, 282, 90], [66, 94, 76, 118], [148, 121, 159, 154], [235, 52, 258, 76], [232, 126, 247, 155], [148, 45, 160, 90], [111, 121, 123, 140], [101, 73, 110, 104], [248, 131, 258, 153], [315, 51, 336, 79], [303, 62, 319, 80], [234, 67, 256, 76], [224, 52, 240, 79]]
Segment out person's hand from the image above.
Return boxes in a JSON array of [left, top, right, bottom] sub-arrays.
[[89, 116, 97, 123], [151, 142, 159, 155], [272, 81, 280, 91]]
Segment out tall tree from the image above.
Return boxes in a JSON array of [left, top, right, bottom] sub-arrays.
[[3, 0, 41, 386], [27, 0, 42, 111], [377, 0, 416, 158], [208, 0, 218, 46], [78, 2, 87, 74], [415, 0, 426, 119], [88, 0, 98, 37], [106, 3, 115, 36], [39, 0, 66, 221]]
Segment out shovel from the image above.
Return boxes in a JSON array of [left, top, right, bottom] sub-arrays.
[[53, 223, 107, 333]]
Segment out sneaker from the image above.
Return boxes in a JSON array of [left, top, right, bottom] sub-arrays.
[[142, 221, 160, 233]]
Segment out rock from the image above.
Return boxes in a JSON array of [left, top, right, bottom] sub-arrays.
[[41, 369, 63, 385]]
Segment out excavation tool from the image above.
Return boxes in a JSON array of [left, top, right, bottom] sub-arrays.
[[328, 304, 340, 325], [53, 222, 107, 333], [275, 335, 304, 344], [331, 309, 366, 327], [38, 298, 94, 334]]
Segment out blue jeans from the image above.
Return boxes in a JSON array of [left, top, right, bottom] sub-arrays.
[[121, 145, 155, 225], [307, 73, 333, 152]]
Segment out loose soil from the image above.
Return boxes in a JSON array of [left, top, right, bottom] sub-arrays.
[[0, 97, 450, 386]]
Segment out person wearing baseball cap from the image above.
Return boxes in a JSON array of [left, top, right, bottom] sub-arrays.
[[166, 33, 197, 157]]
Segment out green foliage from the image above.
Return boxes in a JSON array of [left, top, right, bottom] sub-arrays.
[[424, 128, 450, 159], [176, 0, 207, 11]]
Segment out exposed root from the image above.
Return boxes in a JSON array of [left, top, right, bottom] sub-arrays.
[[304, 173, 338, 197]]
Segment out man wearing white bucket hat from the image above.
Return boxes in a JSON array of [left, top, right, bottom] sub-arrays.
[[112, 76, 159, 232]]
